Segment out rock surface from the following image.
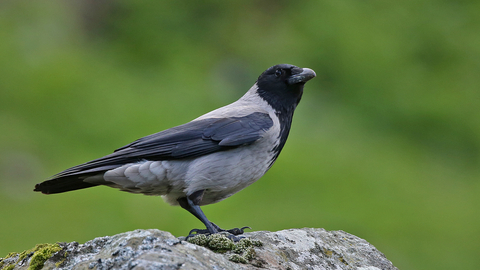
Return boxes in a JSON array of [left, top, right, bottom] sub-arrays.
[[1, 228, 397, 270]]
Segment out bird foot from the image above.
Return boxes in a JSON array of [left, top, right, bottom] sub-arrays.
[[224, 226, 251, 235], [185, 224, 251, 242]]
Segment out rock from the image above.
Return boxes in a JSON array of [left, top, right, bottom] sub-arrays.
[[1, 228, 397, 270]]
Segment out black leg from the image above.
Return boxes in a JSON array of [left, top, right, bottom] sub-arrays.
[[177, 190, 251, 241], [177, 190, 218, 235]]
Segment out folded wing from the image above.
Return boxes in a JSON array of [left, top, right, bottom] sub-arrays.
[[35, 112, 273, 194]]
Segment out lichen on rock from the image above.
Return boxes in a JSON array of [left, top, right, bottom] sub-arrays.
[[187, 233, 263, 263], [0, 243, 63, 270], [1, 228, 398, 270]]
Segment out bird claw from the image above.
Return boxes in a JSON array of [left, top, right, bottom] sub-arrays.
[[226, 234, 246, 242], [185, 232, 209, 241], [185, 225, 251, 241], [225, 226, 251, 235], [188, 228, 210, 235]]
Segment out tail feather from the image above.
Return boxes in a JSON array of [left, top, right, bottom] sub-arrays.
[[35, 160, 123, 194], [34, 174, 100, 194]]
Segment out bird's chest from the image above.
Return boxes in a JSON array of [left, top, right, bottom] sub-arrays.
[[185, 128, 281, 205]]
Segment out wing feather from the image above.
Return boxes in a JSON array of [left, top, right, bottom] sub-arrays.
[[51, 112, 273, 179]]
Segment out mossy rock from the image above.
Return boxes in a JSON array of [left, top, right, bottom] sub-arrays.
[[187, 234, 263, 264], [0, 243, 63, 270]]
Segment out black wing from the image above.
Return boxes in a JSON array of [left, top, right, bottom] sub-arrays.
[[47, 112, 273, 179]]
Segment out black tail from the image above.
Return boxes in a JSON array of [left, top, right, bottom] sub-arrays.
[[34, 161, 121, 194], [34, 174, 101, 194], [34, 141, 147, 194]]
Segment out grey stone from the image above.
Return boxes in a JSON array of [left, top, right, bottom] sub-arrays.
[[1, 228, 397, 270]]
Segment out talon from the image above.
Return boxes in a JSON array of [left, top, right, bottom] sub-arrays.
[[185, 229, 212, 241], [226, 226, 251, 235], [185, 224, 251, 240], [188, 228, 210, 235], [240, 226, 252, 232]]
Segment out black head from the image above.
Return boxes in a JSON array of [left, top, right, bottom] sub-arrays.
[[256, 64, 316, 113], [255, 64, 316, 168]]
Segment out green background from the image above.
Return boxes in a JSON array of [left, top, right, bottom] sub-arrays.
[[1, 1, 479, 269]]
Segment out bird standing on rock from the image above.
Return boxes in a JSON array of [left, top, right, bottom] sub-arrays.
[[35, 64, 316, 240]]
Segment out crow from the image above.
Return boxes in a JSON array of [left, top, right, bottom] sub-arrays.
[[34, 64, 316, 240]]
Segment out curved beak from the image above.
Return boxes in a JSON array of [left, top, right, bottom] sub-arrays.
[[288, 68, 316, 85]]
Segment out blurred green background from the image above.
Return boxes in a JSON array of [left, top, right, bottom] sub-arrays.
[[1, 1, 479, 269]]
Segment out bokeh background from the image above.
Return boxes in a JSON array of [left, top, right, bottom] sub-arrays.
[[1, 1, 479, 269]]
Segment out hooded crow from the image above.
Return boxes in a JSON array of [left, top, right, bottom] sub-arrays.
[[34, 64, 316, 239]]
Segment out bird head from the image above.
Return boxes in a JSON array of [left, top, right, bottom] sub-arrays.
[[256, 64, 316, 112]]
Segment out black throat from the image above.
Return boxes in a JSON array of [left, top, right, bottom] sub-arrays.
[[256, 83, 305, 167]]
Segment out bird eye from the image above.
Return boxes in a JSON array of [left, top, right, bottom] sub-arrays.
[[275, 69, 283, 78]]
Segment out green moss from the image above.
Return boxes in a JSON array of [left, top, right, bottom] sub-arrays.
[[186, 234, 209, 246], [205, 234, 235, 252], [233, 238, 263, 252], [17, 250, 30, 262], [188, 234, 234, 252], [0, 243, 62, 270], [228, 253, 248, 264], [187, 234, 263, 264], [3, 264, 15, 270], [28, 244, 62, 270], [0, 251, 19, 270], [2, 253, 18, 260]]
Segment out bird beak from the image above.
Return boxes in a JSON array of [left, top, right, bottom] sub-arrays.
[[287, 68, 316, 85]]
